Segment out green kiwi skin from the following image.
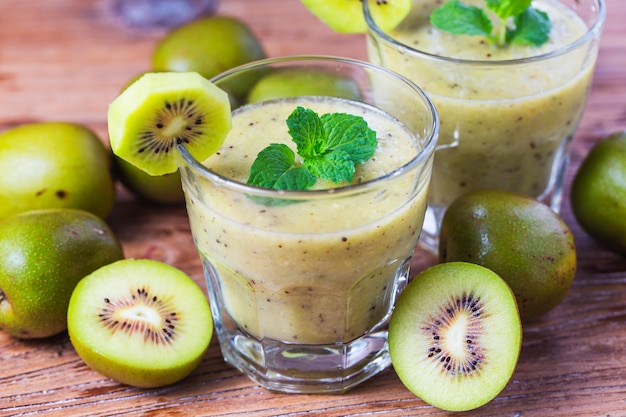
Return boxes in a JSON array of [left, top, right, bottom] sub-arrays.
[[0, 209, 124, 339], [0, 122, 116, 221], [570, 131, 626, 256], [439, 189, 577, 320], [113, 153, 185, 205], [247, 68, 362, 104], [152, 16, 266, 96]]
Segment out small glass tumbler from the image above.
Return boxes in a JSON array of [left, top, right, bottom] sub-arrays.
[[365, 0, 606, 252], [177, 56, 439, 393]]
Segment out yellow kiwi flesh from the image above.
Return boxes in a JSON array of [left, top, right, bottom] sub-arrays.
[[108, 72, 231, 176], [389, 262, 522, 412], [300, 0, 412, 34]]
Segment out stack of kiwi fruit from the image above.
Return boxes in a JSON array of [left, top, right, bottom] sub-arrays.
[[1, 0, 626, 412]]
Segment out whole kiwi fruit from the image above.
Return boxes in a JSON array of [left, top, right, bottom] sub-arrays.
[[0, 209, 124, 338], [0, 122, 116, 221], [152, 15, 266, 97], [571, 131, 626, 256], [439, 189, 577, 320]]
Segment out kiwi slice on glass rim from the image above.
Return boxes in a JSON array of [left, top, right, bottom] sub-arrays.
[[108, 71, 231, 176], [67, 259, 213, 388], [389, 262, 522, 412], [300, 0, 411, 33]]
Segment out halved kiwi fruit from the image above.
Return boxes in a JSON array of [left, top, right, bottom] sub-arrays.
[[300, 0, 411, 33], [389, 262, 522, 412], [67, 259, 213, 388], [107, 71, 231, 176]]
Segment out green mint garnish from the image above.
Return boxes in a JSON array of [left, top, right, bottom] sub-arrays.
[[430, 0, 551, 47], [247, 106, 377, 192]]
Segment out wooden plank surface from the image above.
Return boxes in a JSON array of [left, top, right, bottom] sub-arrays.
[[1, 0, 626, 415]]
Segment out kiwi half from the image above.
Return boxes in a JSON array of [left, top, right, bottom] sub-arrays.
[[107, 71, 231, 176], [389, 262, 522, 412], [300, 0, 411, 33], [67, 259, 213, 388]]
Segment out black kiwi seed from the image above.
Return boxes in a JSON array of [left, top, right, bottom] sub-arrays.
[[422, 291, 487, 377], [98, 286, 179, 346], [136, 99, 207, 155]]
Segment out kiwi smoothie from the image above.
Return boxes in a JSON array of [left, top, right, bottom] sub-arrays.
[[366, 0, 603, 234], [182, 96, 430, 345]]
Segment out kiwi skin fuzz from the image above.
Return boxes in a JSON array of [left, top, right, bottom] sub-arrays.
[[67, 259, 213, 388], [389, 262, 522, 412]]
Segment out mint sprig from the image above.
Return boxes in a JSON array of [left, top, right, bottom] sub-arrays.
[[430, 0, 551, 47], [247, 106, 377, 192]]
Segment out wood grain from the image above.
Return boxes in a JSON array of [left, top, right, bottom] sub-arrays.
[[1, 0, 625, 415]]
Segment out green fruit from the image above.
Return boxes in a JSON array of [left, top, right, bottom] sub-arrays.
[[152, 16, 266, 81], [114, 72, 185, 204], [67, 259, 213, 388], [0, 122, 116, 221], [439, 189, 577, 320], [113, 153, 185, 205], [0, 209, 124, 338], [389, 262, 521, 412], [300, 0, 411, 33], [247, 68, 362, 103], [107, 71, 232, 176], [571, 131, 626, 256]]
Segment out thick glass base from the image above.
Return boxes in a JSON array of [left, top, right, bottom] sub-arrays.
[[215, 325, 391, 394], [200, 254, 403, 394]]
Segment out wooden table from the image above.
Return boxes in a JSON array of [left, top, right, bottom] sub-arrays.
[[1, 0, 625, 415]]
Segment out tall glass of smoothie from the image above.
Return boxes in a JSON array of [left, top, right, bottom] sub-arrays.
[[364, 0, 605, 252], [177, 56, 439, 393]]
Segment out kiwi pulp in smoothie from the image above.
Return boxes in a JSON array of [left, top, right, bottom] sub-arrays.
[[367, 0, 597, 209], [183, 96, 430, 344]]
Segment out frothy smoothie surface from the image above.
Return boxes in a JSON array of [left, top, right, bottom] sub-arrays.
[[184, 96, 430, 344], [369, 0, 596, 208], [395, 0, 587, 61]]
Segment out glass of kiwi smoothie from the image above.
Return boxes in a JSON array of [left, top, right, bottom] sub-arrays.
[[177, 56, 439, 393], [364, 0, 606, 252]]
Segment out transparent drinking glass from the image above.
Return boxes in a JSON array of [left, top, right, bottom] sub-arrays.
[[177, 56, 439, 393], [365, 0, 606, 252]]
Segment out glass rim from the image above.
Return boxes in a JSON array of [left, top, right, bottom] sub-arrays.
[[178, 55, 440, 199], [364, 0, 606, 67]]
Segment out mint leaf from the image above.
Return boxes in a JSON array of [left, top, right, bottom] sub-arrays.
[[305, 150, 355, 184], [247, 106, 378, 194], [247, 143, 316, 190], [430, 0, 551, 47], [485, 0, 531, 19], [430, 1, 492, 38], [287, 107, 325, 158], [507, 7, 551, 46], [321, 112, 378, 164]]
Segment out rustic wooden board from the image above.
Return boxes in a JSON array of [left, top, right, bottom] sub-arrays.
[[1, 0, 625, 415]]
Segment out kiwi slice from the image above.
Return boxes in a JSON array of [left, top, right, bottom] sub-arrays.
[[389, 262, 522, 412], [107, 71, 231, 176], [300, 0, 411, 33], [67, 259, 213, 388]]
